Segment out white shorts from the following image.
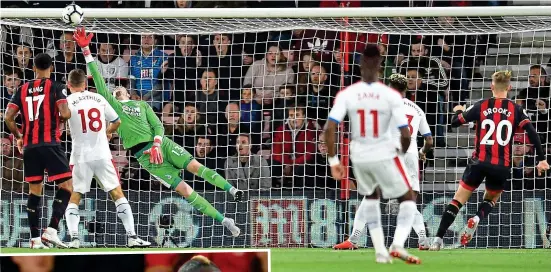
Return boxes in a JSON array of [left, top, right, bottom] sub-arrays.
[[403, 152, 420, 192], [71, 159, 120, 194], [352, 156, 411, 199]]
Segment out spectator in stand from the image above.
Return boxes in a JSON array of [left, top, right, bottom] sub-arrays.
[[205, 33, 246, 101], [163, 34, 202, 114], [1, 68, 23, 136], [89, 40, 129, 93], [256, 90, 275, 146], [399, 41, 448, 145], [53, 31, 86, 82], [14, 42, 34, 81], [515, 65, 550, 147], [175, 0, 193, 8], [378, 43, 394, 84], [196, 69, 225, 124], [183, 136, 224, 191], [297, 52, 315, 94], [304, 132, 337, 189], [225, 134, 271, 190], [240, 84, 262, 128], [272, 105, 317, 188], [1, 68, 21, 118], [167, 103, 211, 154], [273, 85, 298, 128], [129, 34, 168, 111], [216, 103, 258, 158], [1, 136, 24, 192], [399, 40, 449, 90], [424, 17, 475, 104], [282, 43, 298, 72], [305, 64, 336, 127], [243, 43, 295, 101]]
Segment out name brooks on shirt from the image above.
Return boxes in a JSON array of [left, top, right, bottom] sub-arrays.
[[482, 107, 512, 118]]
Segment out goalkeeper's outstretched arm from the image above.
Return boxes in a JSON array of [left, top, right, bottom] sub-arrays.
[[73, 27, 121, 110]]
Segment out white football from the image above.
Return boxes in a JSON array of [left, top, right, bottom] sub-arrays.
[[62, 4, 84, 26]]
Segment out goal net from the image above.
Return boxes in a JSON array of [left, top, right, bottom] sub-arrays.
[[1, 7, 551, 249]]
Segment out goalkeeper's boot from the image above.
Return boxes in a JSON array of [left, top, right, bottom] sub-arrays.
[[375, 253, 393, 264], [68, 238, 80, 249], [429, 237, 443, 251], [42, 227, 68, 249], [234, 190, 244, 202], [333, 240, 358, 250], [460, 216, 480, 246], [222, 218, 241, 237], [30, 237, 50, 249], [418, 237, 431, 250], [389, 245, 421, 265], [128, 237, 151, 248]]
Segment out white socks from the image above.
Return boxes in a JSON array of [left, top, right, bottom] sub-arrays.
[[115, 197, 137, 237], [364, 199, 387, 255], [412, 209, 426, 240], [229, 187, 238, 197], [392, 200, 417, 248], [65, 202, 80, 239], [348, 198, 369, 244]]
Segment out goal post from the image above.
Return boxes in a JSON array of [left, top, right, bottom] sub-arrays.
[[1, 7, 551, 249]]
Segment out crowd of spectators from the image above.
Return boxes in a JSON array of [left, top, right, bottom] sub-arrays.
[[1, 0, 550, 194]]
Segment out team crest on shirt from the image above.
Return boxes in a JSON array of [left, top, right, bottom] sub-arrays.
[[108, 66, 116, 76], [122, 104, 141, 116]]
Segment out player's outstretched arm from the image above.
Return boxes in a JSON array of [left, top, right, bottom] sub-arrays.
[[451, 103, 479, 128], [143, 102, 165, 164], [73, 27, 120, 110], [522, 121, 549, 174]]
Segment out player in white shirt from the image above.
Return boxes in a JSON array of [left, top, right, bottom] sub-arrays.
[[63, 69, 150, 248], [334, 74, 434, 252], [388, 74, 433, 249], [327, 45, 420, 264]]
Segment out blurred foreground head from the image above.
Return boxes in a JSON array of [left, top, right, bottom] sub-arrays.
[[178, 255, 221, 272]]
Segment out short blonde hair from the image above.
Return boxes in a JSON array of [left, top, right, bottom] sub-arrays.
[[491, 70, 512, 91]]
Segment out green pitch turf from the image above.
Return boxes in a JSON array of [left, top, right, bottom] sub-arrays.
[[271, 249, 551, 272], [2, 248, 550, 271]]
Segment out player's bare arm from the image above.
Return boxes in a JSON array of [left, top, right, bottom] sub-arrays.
[[398, 126, 411, 154], [106, 119, 121, 140], [521, 121, 549, 175], [57, 101, 71, 121], [419, 135, 433, 161], [324, 119, 344, 180], [4, 106, 23, 153]]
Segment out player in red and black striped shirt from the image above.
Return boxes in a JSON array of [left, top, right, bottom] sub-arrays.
[[4, 53, 73, 249], [430, 71, 549, 250]]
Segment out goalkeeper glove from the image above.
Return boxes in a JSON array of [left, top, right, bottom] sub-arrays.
[[144, 136, 163, 164], [73, 27, 94, 62]]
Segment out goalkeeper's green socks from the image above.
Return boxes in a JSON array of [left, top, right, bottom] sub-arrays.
[[197, 166, 236, 195], [185, 191, 225, 223]]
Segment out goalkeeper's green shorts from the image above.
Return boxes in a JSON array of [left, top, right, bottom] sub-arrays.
[[134, 137, 194, 189]]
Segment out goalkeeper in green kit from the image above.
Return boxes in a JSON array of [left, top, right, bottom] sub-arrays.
[[73, 27, 242, 237]]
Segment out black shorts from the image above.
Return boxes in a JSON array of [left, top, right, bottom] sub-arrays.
[[23, 145, 72, 183], [460, 159, 510, 192]]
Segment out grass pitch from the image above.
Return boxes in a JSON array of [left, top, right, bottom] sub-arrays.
[[271, 248, 551, 272], [2, 247, 550, 271]]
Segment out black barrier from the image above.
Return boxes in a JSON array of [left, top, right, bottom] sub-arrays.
[[0, 189, 549, 248]]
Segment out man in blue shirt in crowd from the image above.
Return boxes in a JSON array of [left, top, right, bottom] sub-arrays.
[[129, 34, 168, 111]]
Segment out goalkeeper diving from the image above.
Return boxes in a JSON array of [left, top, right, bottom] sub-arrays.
[[73, 27, 242, 236]]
